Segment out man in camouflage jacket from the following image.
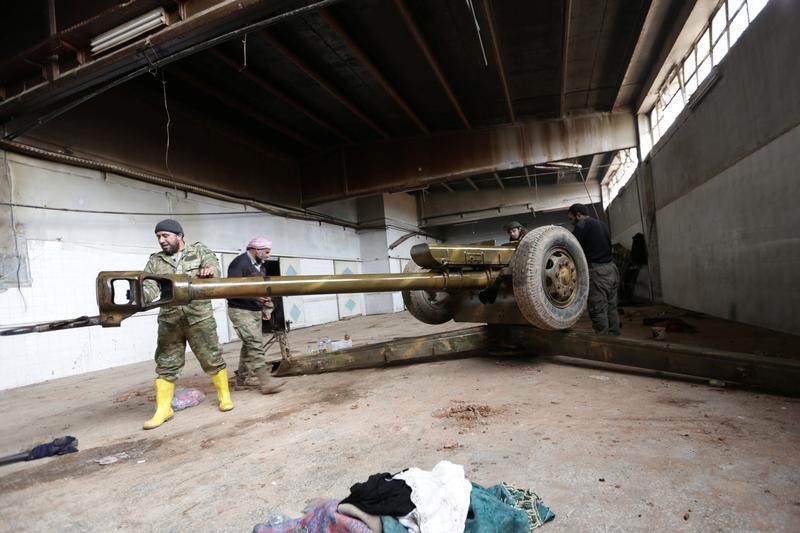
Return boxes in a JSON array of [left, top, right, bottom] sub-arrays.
[[140, 218, 234, 430]]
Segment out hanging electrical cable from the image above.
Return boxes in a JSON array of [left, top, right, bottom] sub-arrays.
[[2, 151, 27, 310], [577, 168, 601, 220], [160, 70, 171, 177], [3, 0, 345, 140], [465, 0, 489, 66]]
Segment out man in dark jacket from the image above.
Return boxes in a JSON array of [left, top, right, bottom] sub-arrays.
[[568, 204, 620, 335], [227, 236, 286, 393]]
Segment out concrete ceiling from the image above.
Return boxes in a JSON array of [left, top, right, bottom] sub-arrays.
[[0, 0, 692, 212]]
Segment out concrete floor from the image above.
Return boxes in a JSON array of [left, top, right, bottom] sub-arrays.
[[0, 311, 799, 532]]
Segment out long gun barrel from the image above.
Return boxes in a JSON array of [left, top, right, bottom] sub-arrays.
[[96, 269, 501, 327], [0, 226, 588, 336], [94, 227, 589, 331]]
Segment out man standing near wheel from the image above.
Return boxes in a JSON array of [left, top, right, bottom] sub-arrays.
[[567, 204, 620, 335], [503, 221, 528, 242]]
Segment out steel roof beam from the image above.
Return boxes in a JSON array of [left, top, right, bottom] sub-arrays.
[[481, 0, 515, 124], [420, 181, 602, 228], [609, 0, 657, 111], [494, 172, 504, 189], [393, 0, 470, 129], [301, 111, 636, 205], [319, 9, 428, 134], [170, 67, 318, 149], [260, 31, 390, 139], [559, 0, 572, 117], [0, 0, 345, 139], [210, 48, 353, 143]]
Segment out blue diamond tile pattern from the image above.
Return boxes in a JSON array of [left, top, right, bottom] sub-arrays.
[[290, 304, 301, 322], [345, 299, 356, 312], [286, 265, 298, 276]]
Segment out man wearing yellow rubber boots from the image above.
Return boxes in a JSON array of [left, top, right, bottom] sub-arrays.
[[141, 219, 233, 429]]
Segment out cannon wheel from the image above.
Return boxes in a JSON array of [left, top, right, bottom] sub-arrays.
[[512, 225, 589, 330], [401, 262, 454, 324]]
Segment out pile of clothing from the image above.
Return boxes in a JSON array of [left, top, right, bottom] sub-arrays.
[[254, 460, 554, 533]]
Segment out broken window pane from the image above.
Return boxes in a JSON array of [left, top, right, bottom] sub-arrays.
[[664, 73, 680, 102], [683, 52, 696, 81]]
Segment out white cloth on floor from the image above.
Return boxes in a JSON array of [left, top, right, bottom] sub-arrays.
[[398, 510, 420, 533], [393, 460, 471, 533]]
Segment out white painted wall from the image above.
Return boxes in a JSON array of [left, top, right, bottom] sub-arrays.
[[0, 152, 369, 390], [359, 193, 441, 315]]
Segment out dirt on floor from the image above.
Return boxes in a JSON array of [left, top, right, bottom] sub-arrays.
[[0, 309, 799, 532]]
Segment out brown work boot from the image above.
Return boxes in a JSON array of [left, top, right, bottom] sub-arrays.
[[255, 366, 287, 394], [234, 370, 260, 390]]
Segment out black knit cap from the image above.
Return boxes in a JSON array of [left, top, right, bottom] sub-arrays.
[[154, 218, 183, 235], [503, 221, 524, 232], [568, 203, 589, 216]]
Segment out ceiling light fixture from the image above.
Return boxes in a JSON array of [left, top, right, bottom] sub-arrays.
[[90, 8, 167, 55], [543, 161, 583, 169]]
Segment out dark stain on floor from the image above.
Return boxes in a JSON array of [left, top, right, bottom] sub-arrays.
[[0, 438, 163, 493]]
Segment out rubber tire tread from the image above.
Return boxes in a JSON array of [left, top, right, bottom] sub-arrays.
[[512, 225, 589, 330], [401, 262, 454, 325]]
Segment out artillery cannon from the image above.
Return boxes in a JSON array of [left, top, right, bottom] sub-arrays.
[[96, 225, 589, 331]]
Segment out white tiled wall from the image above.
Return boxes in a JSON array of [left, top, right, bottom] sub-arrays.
[[0, 153, 369, 390], [0, 240, 161, 387]]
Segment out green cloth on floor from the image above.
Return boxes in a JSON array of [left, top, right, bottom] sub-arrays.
[[464, 482, 529, 532], [487, 482, 555, 531], [380, 516, 409, 533], [380, 482, 554, 533]]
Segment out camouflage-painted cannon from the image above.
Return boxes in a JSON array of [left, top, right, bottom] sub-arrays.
[[96, 225, 589, 331]]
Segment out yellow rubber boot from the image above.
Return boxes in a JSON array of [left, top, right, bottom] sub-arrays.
[[143, 378, 175, 430], [211, 369, 234, 412]]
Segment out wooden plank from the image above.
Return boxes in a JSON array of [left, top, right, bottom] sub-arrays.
[[494, 325, 800, 396], [273, 326, 489, 376], [273, 322, 800, 397]]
